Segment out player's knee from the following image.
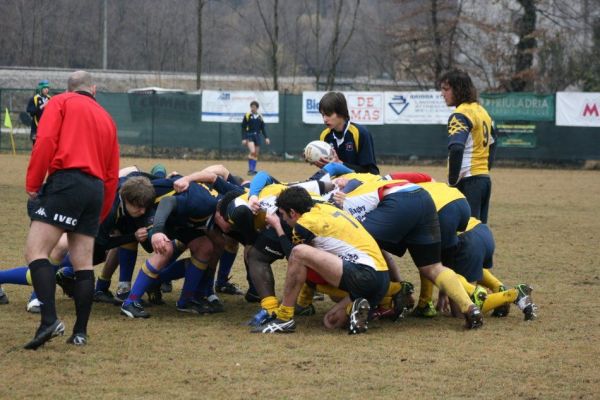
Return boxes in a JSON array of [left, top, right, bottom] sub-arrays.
[[290, 244, 310, 261]]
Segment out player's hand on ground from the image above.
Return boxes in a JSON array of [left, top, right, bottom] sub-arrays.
[[173, 176, 190, 192], [248, 195, 260, 214], [436, 292, 450, 315], [151, 232, 171, 255], [134, 227, 148, 242]]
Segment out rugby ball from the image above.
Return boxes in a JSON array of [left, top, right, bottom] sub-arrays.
[[304, 140, 334, 164]]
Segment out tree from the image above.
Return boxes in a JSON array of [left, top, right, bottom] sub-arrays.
[[197, 0, 206, 89], [509, 0, 537, 91], [257, 0, 280, 90], [325, 0, 361, 89]]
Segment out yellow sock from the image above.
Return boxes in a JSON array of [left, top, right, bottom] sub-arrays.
[[260, 296, 279, 314], [276, 304, 294, 321], [456, 274, 476, 295], [379, 296, 392, 309], [316, 284, 348, 302], [434, 268, 473, 313], [296, 284, 314, 308], [418, 275, 434, 307], [345, 302, 353, 316], [482, 289, 518, 313], [190, 257, 208, 270], [480, 268, 504, 292], [385, 281, 401, 297]]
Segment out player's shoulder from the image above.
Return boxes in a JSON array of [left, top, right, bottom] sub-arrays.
[[319, 128, 332, 141]]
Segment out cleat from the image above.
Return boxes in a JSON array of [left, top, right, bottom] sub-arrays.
[[0, 286, 8, 305], [160, 281, 173, 293], [392, 281, 415, 321], [26, 298, 42, 314], [120, 301, 150, 318], [371, 306, 395, 320], [491, 284, 510, 317], [244, 289, 261, 303], [146, 286, 165, 306], [464, 304, 484, 329], [313, 292, 325, 301], [24, 320, 65, 350], [348, 298, 370, 334], [115, 282, 131, 302], [412, 301, 438, 318], [247, 170, 258, 176], [66, 333, 88, 346], [176, 299, 212, 314], [215, 281, 244, 295], [93, 290, 121, 305], [294, 303, 316, 316], [252, 315, 296, 333], [248, 308, 270, 327], [55, 268, 75, 298], [470, 285, 488, 309], [207, 296, 224, 313], [514, 284, 537, 321]]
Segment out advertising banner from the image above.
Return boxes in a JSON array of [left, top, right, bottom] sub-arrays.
[[302, 91, 384, 125], [556, 92, 600, 127], [495, 122, 537, 148], [384, 92, 453, 124], [201, 90, 279, 123], [480, 93, 554, 121]]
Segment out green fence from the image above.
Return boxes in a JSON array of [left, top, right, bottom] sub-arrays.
[[2, 89, 599, 162]]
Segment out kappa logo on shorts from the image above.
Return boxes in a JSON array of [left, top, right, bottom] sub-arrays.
[[53, 213, 78, 226], [34, 207, 47, 217]]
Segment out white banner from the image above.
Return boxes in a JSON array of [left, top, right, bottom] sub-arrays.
[[384, 92, 453, 124], [556, 92, 600, 127], [201, 90, 279, 123], [302, 91, 384, 125]]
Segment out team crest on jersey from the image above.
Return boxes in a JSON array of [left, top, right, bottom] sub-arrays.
[[448, 115, 468, 135], [345, 143, 354, 151]]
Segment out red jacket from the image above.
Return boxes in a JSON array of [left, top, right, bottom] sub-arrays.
[[26, 91, 120, 221]]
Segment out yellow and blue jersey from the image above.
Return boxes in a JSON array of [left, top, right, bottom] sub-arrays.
[[292, 203, 387, 272], [341, 179, 420, 222], [447, 102, 494, 178], [242, 112, 267, 138], [418, 182, 466, 212], [320, 121, 378, 174]]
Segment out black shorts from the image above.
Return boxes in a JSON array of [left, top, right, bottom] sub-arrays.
[[244, 132, 262, 146], [338, 262, 389, 309], [253, 227, 286, 260], [165, 226, 206, 246], [452, 223, 495, 282], [438, 198, 471, 249], [456, 175, 491, 224], [28, 169, 104, 237]]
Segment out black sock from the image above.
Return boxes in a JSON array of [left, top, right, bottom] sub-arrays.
[[29, 259, 58, 327], [73, 270, 95, 335]]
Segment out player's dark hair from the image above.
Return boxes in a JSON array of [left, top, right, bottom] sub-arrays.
[[438, 69, 478, 105], [120, 176, 155, 209], [318, 92, 349, 120], [217, 189, 245, 218], [250, 101, 259, 108], [276, 187, 313, 214]]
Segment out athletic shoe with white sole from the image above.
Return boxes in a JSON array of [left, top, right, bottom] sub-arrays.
[[120, 301, 150, 318], [464, 304, 484, 329], [24, 320, 65, 350], [348, 298, 370, 334], [26, 298, 42, 314], [66, 333, 88, 346], [252, 316, 296, 333], [514, 284, 538, 321]]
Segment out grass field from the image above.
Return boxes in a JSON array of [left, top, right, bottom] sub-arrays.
[[1, 155, 599, 399]]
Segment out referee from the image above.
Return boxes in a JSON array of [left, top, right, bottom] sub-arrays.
[[23, 70, 120, 349]]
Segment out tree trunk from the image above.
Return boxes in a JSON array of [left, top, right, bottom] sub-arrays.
[[510, 0, 537, 92], [196, 0, 205, 90]]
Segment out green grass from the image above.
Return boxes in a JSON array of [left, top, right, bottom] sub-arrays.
[[1, 156, 599, 399]]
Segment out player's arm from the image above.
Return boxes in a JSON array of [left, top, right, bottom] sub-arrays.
[[26, 96, 36, 115], [260, 116, 267, 138], [101, 129, 120, 221], [447, 112, 473, 186], [349, 129, 379, 174], [25, 99, 64, 195], [385, 172, 432, 183], [241, 114, 248, 139], [488, 122, 498, 170]]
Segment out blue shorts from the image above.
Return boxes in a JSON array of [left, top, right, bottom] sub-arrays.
[[339, 261, 389, 310], [452, 223, 495, 282], [456, 175, 491, 224], [244, 132, 262, 146]]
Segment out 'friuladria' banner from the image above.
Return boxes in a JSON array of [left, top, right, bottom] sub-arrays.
[[202, 91, 279, 123], [556, 92, 600, 127], [480, 93, 554, 121]]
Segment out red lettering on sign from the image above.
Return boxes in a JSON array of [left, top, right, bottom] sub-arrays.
[[583, 103, 599, 117]]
